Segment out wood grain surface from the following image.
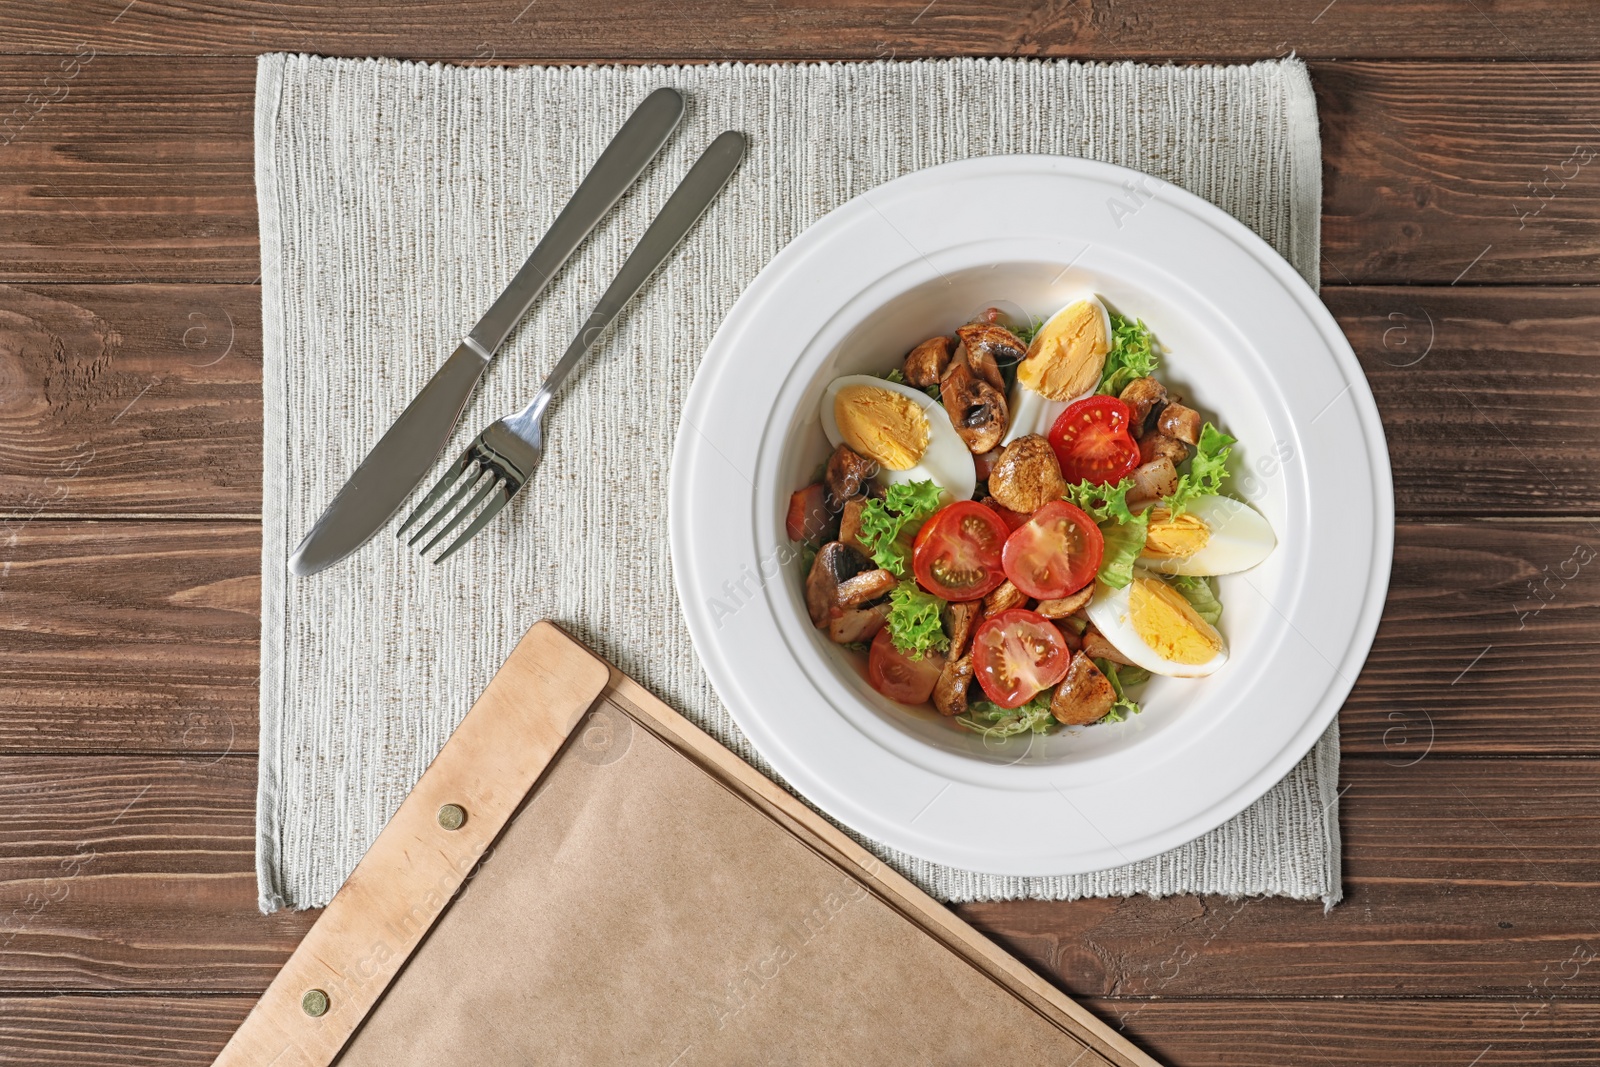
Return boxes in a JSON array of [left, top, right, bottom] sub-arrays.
[[0, 3, 1596, 1064]]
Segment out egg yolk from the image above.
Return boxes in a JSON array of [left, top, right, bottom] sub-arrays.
[[833, 385, 930, 471], [1142, 507, 1212, 560], [1016, 300, 1110, 401], [1129, 577, 1223, 666]]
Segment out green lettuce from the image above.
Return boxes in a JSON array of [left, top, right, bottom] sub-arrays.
[[1164, 423, 1235, 516], [1063, 477, 1139, 526], [1097, 314, 1159, 397], [1094, 660, 1150, 723], [885, 580, 949, 660], [956, 691, 1056, 739], [1063, 476, 1147, 589], [1166, 575, 1222, 626], [856, 480, 943, 576]]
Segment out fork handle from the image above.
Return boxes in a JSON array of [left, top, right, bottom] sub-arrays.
[[511, 130, 747, 430]]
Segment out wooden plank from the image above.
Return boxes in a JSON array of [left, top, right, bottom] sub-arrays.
[[0, 756, 315, 991], [0, 522, 259, 755], [2, 514, 1598, 755], [5, 57, 1600, 285], [0, 284, 262, 517], [1320, 61, 1600, 286], [7, 283, 1600, 517], [4, 994, 1599, 1067], [2, 1, 1598, 61], [0, 753, 1596, 995]]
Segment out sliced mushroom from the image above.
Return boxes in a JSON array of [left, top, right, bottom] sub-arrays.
[[826, 601, 890, 645], [1157, 401, 1203, 446], [933, 654, 975, 717], [982, 579, 1026, 617], [955, 321, 1026, 388], [1119, 376, 1168, 438], [939, 359, 1009, 454], [1138, 433, 1190, 467], [824, 444, 876, 510], [837, 568, 897, 609], [805, 541, 870, 627], [1050, 653, 1117, 725], [1035, 585, 1094, 619], [1081, 625, 1135, 666], [1128, 457, 1179, 503], [987, 434, 1067, 514], [838, 496, 872, 556], [903, 335, 955, 388], [943, 600, 979, 660]]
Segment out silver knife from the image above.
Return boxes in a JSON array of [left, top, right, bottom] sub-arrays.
[[287, 87, 686, 577]]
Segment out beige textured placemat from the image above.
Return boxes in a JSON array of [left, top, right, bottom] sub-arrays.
[[255, 53, 1341, 913]]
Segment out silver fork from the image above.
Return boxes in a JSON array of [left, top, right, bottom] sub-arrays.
[[398, 130, 747, 562]]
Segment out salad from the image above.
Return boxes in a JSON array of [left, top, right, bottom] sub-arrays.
[[787, 296, 1277, 739]]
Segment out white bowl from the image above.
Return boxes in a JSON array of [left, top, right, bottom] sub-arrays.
[[670, 156, 1392, 876]]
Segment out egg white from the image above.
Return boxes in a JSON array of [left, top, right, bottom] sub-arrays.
[[1001, 294, 1112, 445], [1139, 495, 1276, 576], [820, 375, 976, 504], [1085, 579, 1229, 678]]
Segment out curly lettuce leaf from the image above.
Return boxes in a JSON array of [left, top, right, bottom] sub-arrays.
[[1166, 575, 1223, 626], [1097, 314, 1159, 397], [1063, 477, 1139, 526], [1164, 422, 1235, 517], [956, 691, 1056, 738], [886, 581, 949, 660], [856, 479, 943, 576], [1096, 510, 1150, 590]]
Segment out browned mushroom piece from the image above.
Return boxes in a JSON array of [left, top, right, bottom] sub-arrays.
[[903, 335, 955, 388], [933, 654, 975, 717], [1050, 653, 1117, 725], [826, 601, 890, 645], [939, 359, 1009, 454], [1034, 585, 1094, 619], [1138, 432, 1190, 467], [956, 321, 1028, 387], [837, 568, 897, 609], [805, 541, 869, 627], [1080, 625, 1135, 666], [1128, 457, 1179, 503], [837, 496, 872, 556], [824, 443, 876, 510], [1156, 401, 1203, 446], [943, 600, 980, 660], [986, 434, 1068, 514], [1119, 376, 1169, 438], [982, 579, 1026, 617]]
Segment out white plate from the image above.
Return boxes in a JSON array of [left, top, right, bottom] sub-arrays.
[[670, 156, 1392, 876]]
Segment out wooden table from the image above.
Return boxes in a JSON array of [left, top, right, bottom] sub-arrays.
[[2, 4, 1598, 1064]]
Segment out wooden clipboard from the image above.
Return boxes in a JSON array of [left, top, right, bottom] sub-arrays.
[[217, 621, 1161, 1065]]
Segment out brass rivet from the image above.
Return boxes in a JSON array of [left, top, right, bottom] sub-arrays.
[[302, 988, 329, 1017], [437, 803, 466, 831]]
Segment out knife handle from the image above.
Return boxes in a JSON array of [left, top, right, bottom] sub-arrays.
[[510, 130, 746, 432], [465, 87, 685, 358]]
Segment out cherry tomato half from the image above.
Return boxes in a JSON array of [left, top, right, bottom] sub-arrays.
[[1001, 500, 1104, 600], [866, 627, 945, 705], [970, 608, 1072, 708], [912, 501, 1010, 602], [1048, 395, 1141, 485]]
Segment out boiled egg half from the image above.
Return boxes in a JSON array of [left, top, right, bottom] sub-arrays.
[[1086, 576, 1229, 678], [820, 375, 976, 503], [1003, 295, 1113, 444], [1138, 495, 1276, 576]]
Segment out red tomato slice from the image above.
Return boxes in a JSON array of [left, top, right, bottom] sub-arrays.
[[1001, 500, 1104, 600], [970, 609, 1072, 708], [785, 482, 832, 543], [1048, 395, 1141, 485], [866, 628, 945, 705], [912, 501, 1010, 601]]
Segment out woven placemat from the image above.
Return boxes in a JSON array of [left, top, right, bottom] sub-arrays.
[[255, 53, 1340, 912]]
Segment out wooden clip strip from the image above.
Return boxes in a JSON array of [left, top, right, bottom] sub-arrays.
[[214, 621, 610, 1067]]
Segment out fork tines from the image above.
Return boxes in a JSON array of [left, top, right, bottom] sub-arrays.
[[397, 447, 511, 562]]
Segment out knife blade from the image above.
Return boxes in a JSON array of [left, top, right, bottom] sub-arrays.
[[287, 87, 685, 577]]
